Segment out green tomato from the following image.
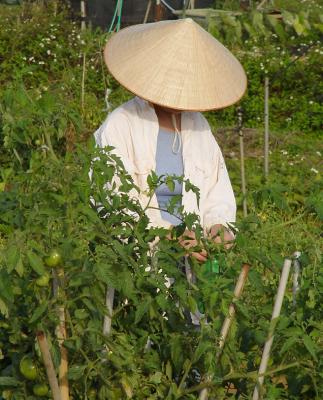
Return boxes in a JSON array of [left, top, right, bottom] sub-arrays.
[[35, 273, 50, 287], [33, 383, 49, 397], [44, 249, 62, 268], [19, 357, 38, 381]]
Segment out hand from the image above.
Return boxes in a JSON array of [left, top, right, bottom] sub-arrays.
[[209, 224, 235, 249], [178, 230, 208, 263]]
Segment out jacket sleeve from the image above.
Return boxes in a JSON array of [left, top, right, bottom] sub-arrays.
[[201, 126, 236, 230], [92, 110, 142, 217], [93, 110, 172, 229], [94, 110, 136, 178]]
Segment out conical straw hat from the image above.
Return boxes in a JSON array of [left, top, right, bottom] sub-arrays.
[[104, 18, 247, 111]]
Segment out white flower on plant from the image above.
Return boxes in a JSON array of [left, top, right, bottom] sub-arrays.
[[281, 150, 288, 155], [309, 101, 314, 105], [316, 151, 321, 156], [164, 275, 174, 289], [47, 50, 51, 55], [310, 168, 318, 174], [156, 288, 160, 293], [145, 266, 151, 272], [162, 311, 168, 321], [158, 268, 163, 274], [40, 43, 44, 48], [38, 61, 45, 65], [290, 96, 294, 100]]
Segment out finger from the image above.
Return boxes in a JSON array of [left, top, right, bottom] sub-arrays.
[[181, 230, 196, 240], [180, 239, 198, 249], [209, 224, 222, 239], [191, 252, 208, 263]]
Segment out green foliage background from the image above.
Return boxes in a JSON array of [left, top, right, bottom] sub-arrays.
[[0, 1, 322, 399]]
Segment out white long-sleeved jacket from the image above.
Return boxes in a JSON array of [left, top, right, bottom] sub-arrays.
[[94, 97, 236, 230]]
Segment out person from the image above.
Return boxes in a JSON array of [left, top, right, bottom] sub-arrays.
[[94, 18, 247, 262]]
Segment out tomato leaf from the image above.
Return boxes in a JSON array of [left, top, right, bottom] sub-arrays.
[[68, 365, 86, 380], [30, 301, 48, 323], [0, 376, 21, 386], [27, 251, 46, 276], [302, 334, 318, 361]]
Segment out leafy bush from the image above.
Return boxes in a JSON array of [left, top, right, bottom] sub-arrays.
[[0, 143, 322, 399]]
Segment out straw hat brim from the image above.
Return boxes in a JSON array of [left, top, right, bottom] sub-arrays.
[[104, 19, 247, 111]]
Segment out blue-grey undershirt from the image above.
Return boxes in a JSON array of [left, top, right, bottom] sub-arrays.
[[155, 128, 183, 226]]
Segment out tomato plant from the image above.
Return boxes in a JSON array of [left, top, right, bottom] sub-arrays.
[[0, 1, 322, 399]]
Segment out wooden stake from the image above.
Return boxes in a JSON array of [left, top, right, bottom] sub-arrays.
[[292, 252, 301, 307], [238, 108, 247, 217], [103, 287, 115, 336], [81, 1, 86, 31], [56, 306, 69, 400], [36, 331, 61, 400], [252, 259, 292, 400], [199, 264, 250, 400], [143, 0, 152, 23], [264, 77, 269, 179], [53, 271, 69, 400], [216, 264, 250, 358], [81, 53, 86, 111]]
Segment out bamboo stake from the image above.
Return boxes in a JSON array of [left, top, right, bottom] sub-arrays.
[[252, 258, 292, 400], [217, 263, 250, 358], [143, 0, 152, 23], [56, 305, 69, 400], [238, 108, 247, 217], [81, 53, 86, 111], [81, 1, 86, 31], [292, 252, 301, 307], [36, 331, 61, 400], [264, 76, 269, 179], [199, 264, 250, 400], [53, 270, 69, 400], [103, 287, 115, 336]]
